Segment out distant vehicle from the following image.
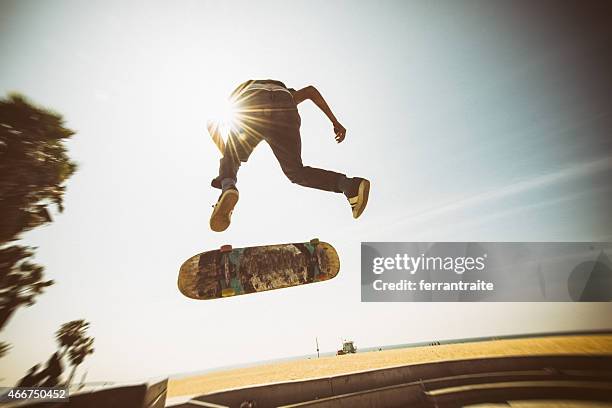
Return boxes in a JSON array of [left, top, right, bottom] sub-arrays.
[[337, 340, 357, 355]]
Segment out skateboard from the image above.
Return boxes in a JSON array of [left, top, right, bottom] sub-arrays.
[[178, 239, 340, 300]]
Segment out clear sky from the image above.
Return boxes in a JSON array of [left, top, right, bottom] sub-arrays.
[[1, 0, 611, 385]]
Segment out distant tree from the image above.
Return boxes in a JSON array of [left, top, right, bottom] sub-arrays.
[[56, 320, 94, 386], [16, 364, 41, 387], [40, 351, 63, 387], [0, 93, 77, 332], [66, 336, 94, 385], [15, 320, 94, 387], [56, 320, 90, 356]]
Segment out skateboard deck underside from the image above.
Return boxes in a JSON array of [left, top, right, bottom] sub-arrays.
[[178, 242, 340, 300]]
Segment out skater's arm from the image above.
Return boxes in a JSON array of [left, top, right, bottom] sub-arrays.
[[291, 86, 337, 120], [291, 86, 347, 143]]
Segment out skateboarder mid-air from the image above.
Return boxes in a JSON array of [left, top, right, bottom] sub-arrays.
[[209, 79, 370, 232]]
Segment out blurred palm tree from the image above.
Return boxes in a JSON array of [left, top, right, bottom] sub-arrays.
[[67, 337, 94, 385], [55, 320, 95, 385], [0, 93, 76, 333], [56, 320, 90, 356]]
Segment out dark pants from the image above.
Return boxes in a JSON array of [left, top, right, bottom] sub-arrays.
[[214, 90, 345, 193]]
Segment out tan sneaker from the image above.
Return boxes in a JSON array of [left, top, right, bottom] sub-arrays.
[[210, 189, 239, 232], [344, 178, 370, 218]]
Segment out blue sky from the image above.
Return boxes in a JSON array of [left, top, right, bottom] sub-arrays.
[[1, 0, 611, 384]]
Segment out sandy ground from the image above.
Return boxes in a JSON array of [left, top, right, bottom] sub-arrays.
[[167, 334, 612, 397]]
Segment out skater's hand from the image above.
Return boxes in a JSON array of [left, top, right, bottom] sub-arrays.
[[333, 122, 346, 143]]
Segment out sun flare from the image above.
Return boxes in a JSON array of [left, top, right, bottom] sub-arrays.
[[209, 99, 237, 139]]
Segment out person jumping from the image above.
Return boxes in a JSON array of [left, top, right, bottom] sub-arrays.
[[208, 79, 370, 232]]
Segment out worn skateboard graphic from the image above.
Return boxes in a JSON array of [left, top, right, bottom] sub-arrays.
[[178, 239, 340, 300]]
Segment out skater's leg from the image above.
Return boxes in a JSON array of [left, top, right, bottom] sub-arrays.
[[266, 111, 346, 192], [212, 129, 262, 190], [210, 129, 262, 232], [266, 110, 370, 218]]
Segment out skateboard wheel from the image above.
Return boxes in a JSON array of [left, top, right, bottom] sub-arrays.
[[310, 238, 320, 245], [220, 244, 232, 253], [221, 288, 236, 297], [315, 273, 330, 282]]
